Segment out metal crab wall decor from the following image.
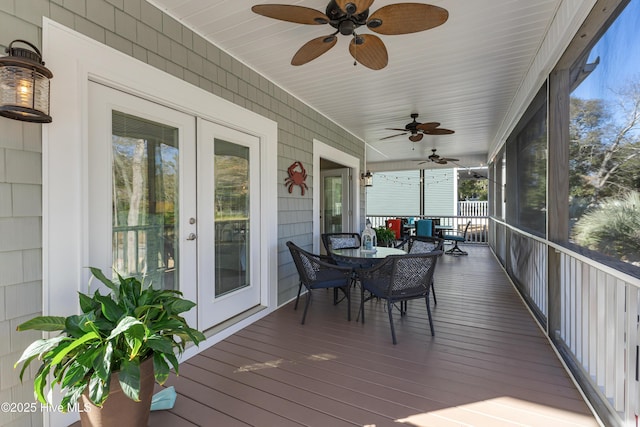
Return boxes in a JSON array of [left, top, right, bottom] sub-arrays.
[[285, 161, 308, 196]]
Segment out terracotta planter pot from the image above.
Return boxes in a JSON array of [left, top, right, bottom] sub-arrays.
[[79, 358, 154, 427]]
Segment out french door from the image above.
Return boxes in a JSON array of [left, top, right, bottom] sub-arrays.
[[89, 82, 261, 331], [196, 119, 261, 328], [321, 168, 352, 235]]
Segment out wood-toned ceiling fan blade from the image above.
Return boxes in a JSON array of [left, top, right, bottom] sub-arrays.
[[349, 34, 388, 70], [380, 132, 407, 140], [251, 4, 329, 25], [442, 157, 460, 162], [367, 4, 448, 35], [291, 35, 337, 66], [335, 0, 375, 15], [416, 122, 440, 131], [423, 128, 455, 135], [409, 133, 423, 142]]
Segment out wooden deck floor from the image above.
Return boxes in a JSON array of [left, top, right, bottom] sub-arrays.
[[148, 245, 600, 427]]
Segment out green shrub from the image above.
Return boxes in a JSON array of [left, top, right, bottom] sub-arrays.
[[572, 191, 640, 264]]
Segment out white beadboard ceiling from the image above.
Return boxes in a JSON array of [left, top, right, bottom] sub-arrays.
[[147, 0, 563, 170]]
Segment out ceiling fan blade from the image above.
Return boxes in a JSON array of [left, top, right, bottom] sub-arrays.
[[251, 4, 329, 25], [442, 157, 460, 162], [335, 0, 375, 15], [416, 122, 440, 131], [385, 127, 408, 131], [423, 128, 455, 135], [349, 34, 388, 70], [435, 159, 448, 164], [409, 133, 423, 142], [367, 4, 448, 35], [291, 35, 337, 66], [380, 132, 407, 140]]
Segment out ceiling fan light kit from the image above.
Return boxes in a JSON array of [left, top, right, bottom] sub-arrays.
[[251, 1, 448, 70]]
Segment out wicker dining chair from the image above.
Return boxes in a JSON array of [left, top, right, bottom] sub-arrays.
[[321, 232, 361, 255], [408, 236, 444, 305], [286, 241, 354, 324], [356, 251, 442, 344]]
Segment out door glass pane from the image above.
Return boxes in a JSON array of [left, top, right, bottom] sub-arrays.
[[324, 176, 343, 233], [215, 139, 250, 297], [111, 111, 179, 290]]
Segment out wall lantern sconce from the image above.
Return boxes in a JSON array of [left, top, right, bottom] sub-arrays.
[[361, 170, 373, 187], [0, 40, 53, 123]]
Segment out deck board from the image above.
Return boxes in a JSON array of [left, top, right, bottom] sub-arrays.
[[126, 246, 600, 426]]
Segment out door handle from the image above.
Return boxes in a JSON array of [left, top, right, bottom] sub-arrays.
[[186, 233, 196, 241]]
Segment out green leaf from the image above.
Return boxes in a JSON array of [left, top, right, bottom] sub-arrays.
[[163, 351, 180, 374], [17, 316, 66, 332], [50, 331, 99, 366], [123, 323, 146, 359], [89, 267, 119, 294], [118, 359, 141, 401], [14, 336, 67, 367], [92, 342, 113, 381], [16, 354, 38, 381], [169, 299, 196, 314], [153, 352, 170, 385], [145, 336, 174, 354], [78, 291, 99, 313], [96, 294, 124, 322], [61, 360, 91, 389], [34, 364, 51, 406], [149, 318, 186, 333], [61, 384, 85, 412], [65, 315, 87, 338], [88, 372, 109, 407], [133, 304, 162, 319], [107, 316, 143, 340]]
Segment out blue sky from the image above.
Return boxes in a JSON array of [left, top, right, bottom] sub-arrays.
[[572, 0, 640, 101]]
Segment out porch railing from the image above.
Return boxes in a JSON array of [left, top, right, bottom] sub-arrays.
[[490, 219, 640, 427], [367, 215, 489, 244], [458, 200, 488, 217]]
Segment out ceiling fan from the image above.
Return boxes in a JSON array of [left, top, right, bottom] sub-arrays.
[[419, 149, 460, 165], [381, 113, 455, 142], [251, 1, 448, 70]]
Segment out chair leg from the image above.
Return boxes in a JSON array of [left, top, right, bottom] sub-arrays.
[[445, 240, 468, 255], [345, 285, 351, 321], [388, 300, 398, 344], [301, 289, 312, 325], [294, 281, 303, 310], [431, 281, 437, 305], [358, 284, 365, 323], [425, 296, 435, 336]]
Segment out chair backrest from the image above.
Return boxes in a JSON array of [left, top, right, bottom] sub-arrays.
[[321, 233, 361, 253], [385, 219, 402, 239], [409, 236, 444, 254], [358, 252, 442, 299], [286, 241, 325, 284], [388, 252, 441, 298], [461, 220, 472, 237], [415, 219, 433, 237]]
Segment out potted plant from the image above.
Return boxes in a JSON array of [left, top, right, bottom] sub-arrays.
[[375, 226, 397, 247], [14, 267, 206, 426]]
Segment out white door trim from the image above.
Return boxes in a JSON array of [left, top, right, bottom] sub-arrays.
[[312, 139, 360, 254], [42, 20, 278, 426]]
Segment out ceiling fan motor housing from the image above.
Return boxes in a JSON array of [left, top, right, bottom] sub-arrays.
[[326, 0, 369, 35]]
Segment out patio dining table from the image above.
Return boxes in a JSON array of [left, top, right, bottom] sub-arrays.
[[331, 246, 406, 269]]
